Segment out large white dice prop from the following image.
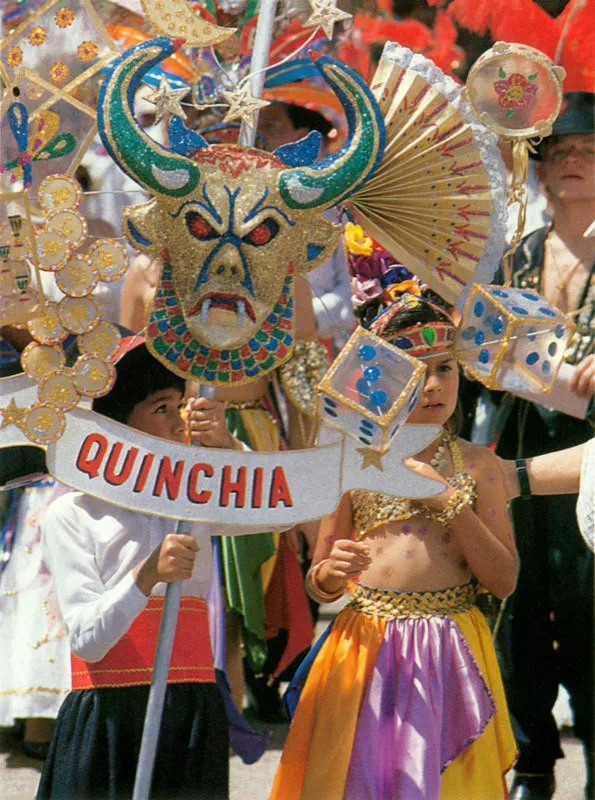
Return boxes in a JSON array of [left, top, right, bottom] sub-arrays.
[[318, 327, 426, 453], [457, 285, 574, 392]]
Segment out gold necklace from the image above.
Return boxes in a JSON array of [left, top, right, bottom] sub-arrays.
[[429, 429, 453, 472]]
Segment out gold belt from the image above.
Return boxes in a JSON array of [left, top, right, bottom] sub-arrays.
[[347, 582, 477, 619]]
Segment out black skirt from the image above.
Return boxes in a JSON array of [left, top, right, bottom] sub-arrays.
[[37, 683, 229, 800]]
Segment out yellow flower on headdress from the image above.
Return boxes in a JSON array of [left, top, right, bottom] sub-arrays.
[[382, 280, 421, 304], [7, 46, 23, 67], [344, 222, 373, 256]]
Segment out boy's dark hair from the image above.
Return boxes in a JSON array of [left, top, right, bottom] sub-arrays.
[[284, 103, 333, 139], [92, 343, 185, 424]]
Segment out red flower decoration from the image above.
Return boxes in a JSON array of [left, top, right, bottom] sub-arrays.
[[494, 72, 537, 114]]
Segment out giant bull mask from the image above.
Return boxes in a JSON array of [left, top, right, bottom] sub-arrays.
[[98, 38, 385, 384]]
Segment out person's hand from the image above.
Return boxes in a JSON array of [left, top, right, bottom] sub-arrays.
[[568, 354, 595, 399], [134, 534, 199, 596], [186, 397, 237, 448], [325, 539, 372, 582], [403, 457, 450, 509]]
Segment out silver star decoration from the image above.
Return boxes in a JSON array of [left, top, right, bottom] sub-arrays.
[[305, 0, 351, 39], [222, 83, 270, 128], [145, 77, 188, 123]]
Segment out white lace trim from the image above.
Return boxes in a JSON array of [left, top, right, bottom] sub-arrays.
[[380, 43, 508, 310]]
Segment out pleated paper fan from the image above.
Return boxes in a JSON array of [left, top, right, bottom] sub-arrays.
[[347, 42, 508, 309]]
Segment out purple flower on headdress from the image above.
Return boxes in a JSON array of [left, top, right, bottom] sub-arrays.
[[351, 275, 383, 308]]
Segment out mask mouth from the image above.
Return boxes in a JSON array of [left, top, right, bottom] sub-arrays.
[[188, 292, 256, 327]]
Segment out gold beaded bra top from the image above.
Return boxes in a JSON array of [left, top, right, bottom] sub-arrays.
[[350, 434, 477, 541]]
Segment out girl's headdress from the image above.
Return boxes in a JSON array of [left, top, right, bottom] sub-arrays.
[[345, 222, 456, 358]]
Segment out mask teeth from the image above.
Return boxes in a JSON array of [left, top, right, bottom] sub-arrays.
[[236, 299, 245, 328], [201, 298, 212, 325]]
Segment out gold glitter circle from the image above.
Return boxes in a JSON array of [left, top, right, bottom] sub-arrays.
[[21, 343, 65, 381], [87, 239, 128, 282], [38, 176, 81, 215], [47, 210, 87, 248], [25, 403, 66, 445], [49, 61, 70, 85], [7, 46, 23, 67], [56, 257, 98, 297], [78, 321, 121, 360], [71, 356, 116, 397], [57, 296, 100, 334], [27, 302, 67, 345], [77, 40, 98, 63], [38, 369, 81, 411], [54, 7, 75, 28], [29, 26, 47, 46], [35, 231, 71, 271]]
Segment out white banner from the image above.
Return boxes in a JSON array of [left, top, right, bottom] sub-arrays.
[[0, 375, 443, 523]]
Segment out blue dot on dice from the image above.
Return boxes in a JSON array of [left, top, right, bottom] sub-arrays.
[[356, 378, 370, 394], [539, 307, 556, 317], [474, 330, 485, 345], [462, 326, 475, 340], [555, 325, 565, 339], [474, 301, 484, 317], [548, 342, 557, 357], [526, 352, 539, 365], [512, 306, 528, 315], [363, 365, 381, 382], [542, 361, 550, 374], [522, 292, 539, 302], [479, 349, 490, 364], [492, 289, 509, 298], [359, 344, 376, 361], [370, 389, 388, 407], [492, 318, 504, 335]]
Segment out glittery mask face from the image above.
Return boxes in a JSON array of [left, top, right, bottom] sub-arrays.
[[98, 38, 385, 383], [127, 147, 339, 351]]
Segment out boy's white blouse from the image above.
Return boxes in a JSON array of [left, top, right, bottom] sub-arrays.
[[42, 492, 215, 664]]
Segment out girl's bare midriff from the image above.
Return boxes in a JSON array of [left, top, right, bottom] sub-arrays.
[[356, 516, 472, 593]]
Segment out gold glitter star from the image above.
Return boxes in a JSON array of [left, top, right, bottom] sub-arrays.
[[0, 398, 28, 430], [304, 0, 351, 39], [356, 446, 385, 472], [222, 83, 270, 128], [145, 77, 188, 123]]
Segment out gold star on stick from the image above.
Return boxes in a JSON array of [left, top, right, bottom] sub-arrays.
[[356, 446, 385, 472], [145, 77, 188, 123], [0, 398, 28, 430], [305, 0, 352, 39], [222, 83, 270, 128]]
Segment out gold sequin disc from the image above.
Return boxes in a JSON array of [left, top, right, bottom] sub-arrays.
[[78, 321, 121, 360], [38, 176, 81, 215], [56, 257, 98, 297], [35, 231, 70, 271], [27, 302, 67, 345], [88, 240, 128, 283], [21, 343, 66, 380], [38, 369, 81, 411], [47, 210, 87, 248], [71, 356, 116, 397], [24, 403, 66, 445], [57, 296, 100, 334]]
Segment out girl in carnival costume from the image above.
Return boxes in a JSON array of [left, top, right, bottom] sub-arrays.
[[271, 228, 518, 800]]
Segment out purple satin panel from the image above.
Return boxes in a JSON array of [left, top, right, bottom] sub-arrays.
[[344, 615, 494, 800]]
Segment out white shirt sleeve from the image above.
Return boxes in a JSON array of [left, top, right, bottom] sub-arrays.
[[42, 498, 148, 662]]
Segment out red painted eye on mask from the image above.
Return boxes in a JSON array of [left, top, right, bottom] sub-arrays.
[[243, 217, 280, 247], [186, 211, 218, 240]]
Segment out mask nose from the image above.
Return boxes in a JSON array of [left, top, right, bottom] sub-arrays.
[[213, 243, 243, 279]]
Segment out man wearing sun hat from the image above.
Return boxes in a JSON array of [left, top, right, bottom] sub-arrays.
[[483, 91, 595, 800]]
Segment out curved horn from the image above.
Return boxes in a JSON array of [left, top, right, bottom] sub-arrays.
[[97, 38, 201, 198], [278, 54, 385, 211]]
